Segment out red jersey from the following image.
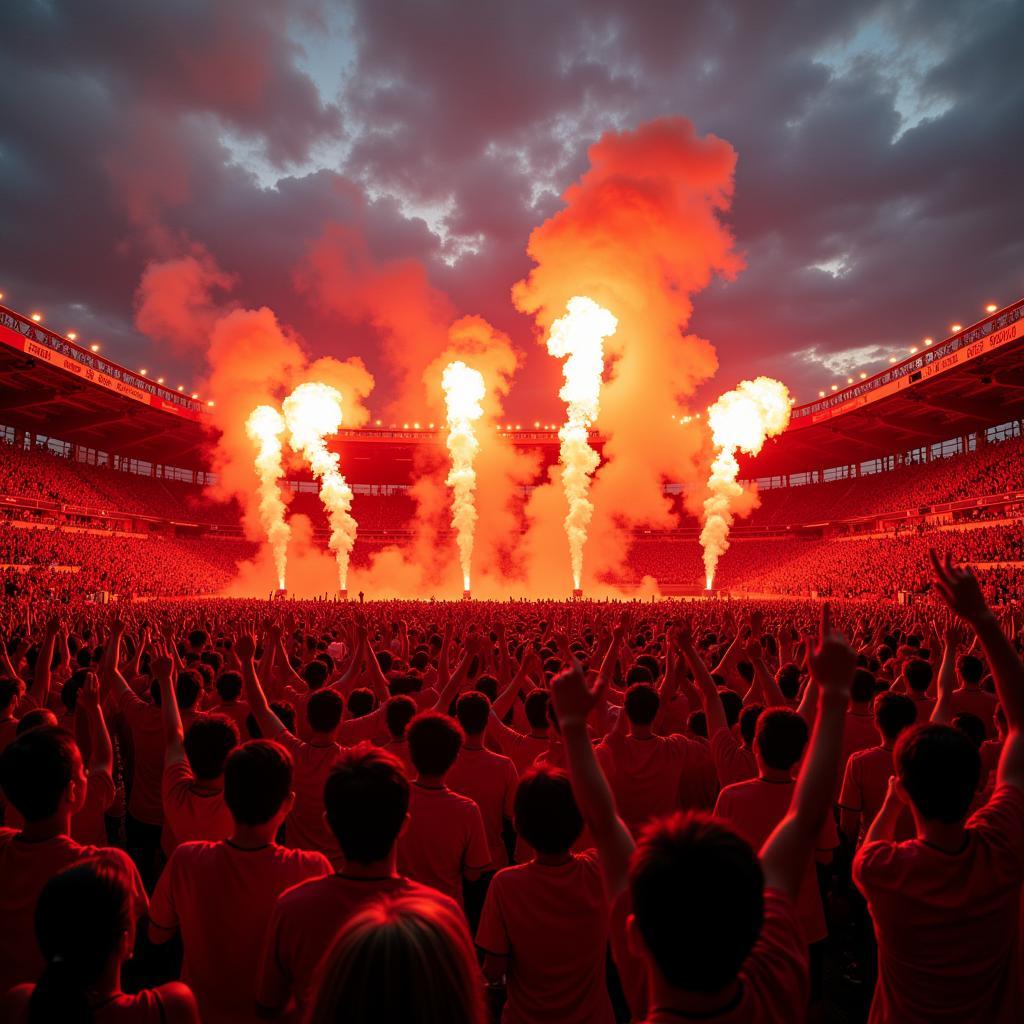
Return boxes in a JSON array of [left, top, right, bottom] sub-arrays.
[[160, 760, 233, 855], [0, 830, 147, 994], [446, 745, 518, 869], [149, 839, 330, 1024], [476, 851, 614, 1024], [611, 888, 809, 1023], [396, 783, 491, 904], [854, 785, 1024, 1023], [949, 687, 998, 736], [487, 718, 550, 776], [273, 731, 343, 865], [710, 729, 757, 787], [714, 778, 837, 944], [839, 745, 914, 845], [257, 873, 460, 1018]]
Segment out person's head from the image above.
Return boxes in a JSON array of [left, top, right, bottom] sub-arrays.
[[347, 688, 375, 719], [307, 690, 344, 735], [754, 709, 808, 773], [0, 727, 85, 823], [223, 740, 294, 827], [248, 700, 296, 739], [303, 660, 329, 692], [175, 669, 202, 712], [324, 745, 410, 864], [184, 714, 239, 781], [902, 658, 933, 695], [738, 705, 763, 747], [624, 683, 660, 727], [407, 712, 463, 778], [60, 670, 89, 713], [523, 690, 550, 732], [687, 710, 707, 739], [513, 767, 583, 855], [896, 723, 980, 824], [389, 674, 422, 697], [306, 896, 485, 1024], [850, 668, 876, 706], [385, 695, 417, 740], [187, 629, 209, 652], [474, 675, 498, 703], [215, 670, 243, 703], [626, 664, 654, 687], [629, 813, 763, 994], [736, 660, 754, 685], [952, 712, 986, 750], [16, 708, 59, 735], [0, 675, 22, 714], [776, 663, 801, 700], [454, 691, 490, 738], [718, 689, 743, 727], [28, 859, 139, 1024], [873, 692, 917, 744], [957, 654, 984, 687]]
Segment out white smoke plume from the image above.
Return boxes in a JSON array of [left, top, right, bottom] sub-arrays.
[[244, 404, 291, 589]]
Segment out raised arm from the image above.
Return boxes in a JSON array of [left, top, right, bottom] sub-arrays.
[[678, 624, 729, 739], [930, 624, 958, 725], [236, 631, 287, 738], [77, 672, 113, 778], [551, 663, 635, 896], [760, 604, 854, 901], [931, 550, 1024, 789], [28, 616, 60, 708], [153, 651, 187, 768]]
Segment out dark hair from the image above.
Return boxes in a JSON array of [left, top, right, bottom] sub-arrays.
[[718, 689, 742, 727], [754, 709, 808, 771], [29, 859, 134, 1024], [308, 690, 344, 734], [0, 675, 20, 712], [736, 660, 754, 684], [776, 664, 800, 701], [303, 660, 329, 691], [16, 708, 60, 735], [60, 670, 90, 713], [524, 690, 550, 731], [513, 767, 583, 855], [216, 671, 243, 702], [631, 813, 764, 992], [474, 675, 498, 703], [626, 664, 654, 686], [896, 724, 980, 823], [389, 674, 422, 697], [903, 658, 932, 694], [324, 745, 410, 862], [738, 705, 763, 747], [687, 710, 707, 738], [385, 695, 417, 740], [184, 714, 239, 781], [873, 692, 917, 742], [407, 712, 463, 777], [0, 727, 81, 822], [624, 684, 660, 726], [455, 692, 490, 736], [347, 688, 375, 719], [223, 740, 293, 826], [952, 712, 986, 750], [958, 654, 984, 685], [200, 650, 224, 675], [187, 629, 209, 650], [175, 670, 202, 712], [851, 668, 876, 704]]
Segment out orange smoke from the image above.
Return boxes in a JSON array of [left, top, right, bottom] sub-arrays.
[[515, 117, 742, 588]]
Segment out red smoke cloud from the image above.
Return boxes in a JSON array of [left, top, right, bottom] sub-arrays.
[[513, 116, 742, 592]]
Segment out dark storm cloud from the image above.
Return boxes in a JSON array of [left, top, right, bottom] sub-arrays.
[[0, 0, 1020, 411]]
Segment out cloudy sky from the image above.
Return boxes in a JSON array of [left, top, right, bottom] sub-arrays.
[[1, 0, 1021, 418]]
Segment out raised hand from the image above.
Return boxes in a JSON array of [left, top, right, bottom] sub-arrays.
[[79, 671, 101, 709], [234, 631, 257, 662], [930, 549, 991, 624], [551, 662, 606, 729], [807, 603, 855, 698]]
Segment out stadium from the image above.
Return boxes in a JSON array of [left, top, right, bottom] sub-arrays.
[[2, 296, 1022, 606]]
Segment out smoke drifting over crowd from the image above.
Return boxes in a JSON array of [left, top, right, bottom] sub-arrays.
[[133, 116, 790, 598]]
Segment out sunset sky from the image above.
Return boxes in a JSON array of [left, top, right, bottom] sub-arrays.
[[1, 0, 1021, 418]]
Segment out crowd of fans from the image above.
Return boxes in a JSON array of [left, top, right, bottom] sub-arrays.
[[0, 555, 1022, 1022]]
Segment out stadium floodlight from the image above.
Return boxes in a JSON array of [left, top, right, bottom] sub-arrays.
[[924, 338, 933, 345], [30, 313, 42, 322], [819, 391, 825, 397], [157, 377, 164, 384], [951, 324, 962, 332], [860, 372, 867, 379], [847, 377, 854, 384], [207, 400, 215, 407], [986, 303, 998, 313], [413, 422, 420, 429], [375, 419, 382, 426], [177, 385, 184, 392], [830, 385, 838, 391], [66, 331, 77, 340], [139, 368, 147, 375], [90, 344, 100, 352], [889, 357, 897, 363], [534, 421, 541, 428], [909, 347, 917, 354], [191, 392, 199, 399]]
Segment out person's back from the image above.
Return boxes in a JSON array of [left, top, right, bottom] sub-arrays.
[[149, 740, 330, 1024], [478, 768, 614, 1024], [257, 745, 460, 1019], [447, 693, 518, 870], [396, 712, 491, 903], [950, 655, 998, 735], [0, 727, 147, 995], [598, 684, 716, 835]]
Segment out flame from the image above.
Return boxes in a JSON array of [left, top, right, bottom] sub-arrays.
[[441, 360, 486, 591], [700, 376, 792, 588], [546, 296, 618, 590], [245, 404, 291, 589], [281, 382, 358, 593]]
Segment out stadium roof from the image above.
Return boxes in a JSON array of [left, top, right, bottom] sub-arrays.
[[2, 297, 1022, 480]]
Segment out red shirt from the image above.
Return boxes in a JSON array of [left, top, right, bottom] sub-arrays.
[[487, 719, 549, 776], [447, 745, 518, 869], [396, 783, 491, 904], [612, 888, 809, 1023], [274, 731, 343, 865], [0, 830, 147, 995], [476, 851, 614, 1024], [257, 873, 460, 1018], [160, 760, 233, 855], [597, 734, 717, 836], [710, 729, 757, 787], [150, 839, 330, 1024], [841, 710, 879, 767], [714, 778, 837, 944], [854, 785, 1024, 1023], [3, 984, 190, 1024], [210, 700, 252, 739], [839, 745, 914, 845], [950, 687, 998, 736]]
